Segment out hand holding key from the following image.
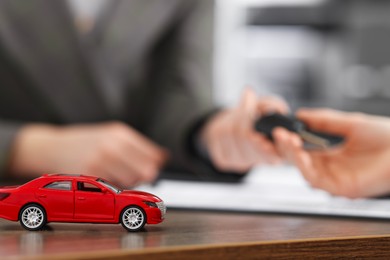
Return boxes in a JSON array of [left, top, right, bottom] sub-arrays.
[[201, 88, 289, 173], [272, 108, 390, 198], [255, 113, 344, 149]]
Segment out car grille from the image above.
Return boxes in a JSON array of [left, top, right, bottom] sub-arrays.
[[156, 201, 166, 217]]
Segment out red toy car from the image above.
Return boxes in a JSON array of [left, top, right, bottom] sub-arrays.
[[0, 174, 166, 231]]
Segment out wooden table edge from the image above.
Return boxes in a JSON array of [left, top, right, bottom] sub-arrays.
[[13, 234, 390, 260]]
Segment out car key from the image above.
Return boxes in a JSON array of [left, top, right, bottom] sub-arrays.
[[254, 113, 344, 149]]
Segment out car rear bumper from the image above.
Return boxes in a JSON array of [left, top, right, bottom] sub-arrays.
[[0, 202, 19, 221]]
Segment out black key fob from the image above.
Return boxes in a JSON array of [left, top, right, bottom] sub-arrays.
[[254, 113, 304, 140], [254, 113, 345, 148]]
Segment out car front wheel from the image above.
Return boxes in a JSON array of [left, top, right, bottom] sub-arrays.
[[120, 206, 146, 232], [19, 204, 47, 231]]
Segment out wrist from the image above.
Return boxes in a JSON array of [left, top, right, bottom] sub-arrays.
[[199, 110, 227, 151]]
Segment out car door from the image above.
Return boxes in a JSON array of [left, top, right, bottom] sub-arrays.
[[74, 181, 115, 220], [36, 180, 74, 220]]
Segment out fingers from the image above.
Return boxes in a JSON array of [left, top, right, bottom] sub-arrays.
[[239, 88, 258, 120], [273, 127, 363, 198], [257, 96, 290, 116], [210, 134, 278, 172], [238, 88, 289, 118], [296, 108, 360, 136], [238, 89, 289, 161], [203, 110, 280, 172], [84, 141, 163, 188], [237, 90, 283, 164], [78, 122, 169, 187], [116, 143, 161, 184], [115, 131, 168, 185], [202, 88, 292, 172], [273, 127, 324, 188], [210, 122, 282, 171], [119, 125, 168, 166], [250, 133, 281, 164], [205, 110, 254, 172]]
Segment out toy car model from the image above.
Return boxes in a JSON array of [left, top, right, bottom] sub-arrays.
[[0, 174, 166, 231]]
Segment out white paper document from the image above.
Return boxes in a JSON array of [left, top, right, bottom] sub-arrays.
[[139, 166, 390, 219]]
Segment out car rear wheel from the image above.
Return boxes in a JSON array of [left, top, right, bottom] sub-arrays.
[[120, 206, 146, 232], [19, 204, 47, 231]]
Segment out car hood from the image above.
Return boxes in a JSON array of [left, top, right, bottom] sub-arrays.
[[119, 190, 162, 202]]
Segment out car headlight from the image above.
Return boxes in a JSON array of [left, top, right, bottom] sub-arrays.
[[156, 201, 166, 217], [143, 201, 158, 208]]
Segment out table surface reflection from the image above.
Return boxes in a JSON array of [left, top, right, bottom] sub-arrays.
[[2, 210, 390, 259]]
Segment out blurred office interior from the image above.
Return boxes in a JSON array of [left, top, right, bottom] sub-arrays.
[[215, 0, 390, 116]]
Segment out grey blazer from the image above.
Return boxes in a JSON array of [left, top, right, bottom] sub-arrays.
[[0, 0, 240, 182]]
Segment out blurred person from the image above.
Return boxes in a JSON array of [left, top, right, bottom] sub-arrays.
[[274, 108, 390, 198], [0, 0, 288, 187]]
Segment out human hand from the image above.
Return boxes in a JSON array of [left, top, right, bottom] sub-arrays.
[[274, 108, 390, 198], [9, 122, 168, 187], [200, 88, 289, 173]]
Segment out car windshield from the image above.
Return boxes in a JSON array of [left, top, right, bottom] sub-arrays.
[[97, 179, 122, 194]]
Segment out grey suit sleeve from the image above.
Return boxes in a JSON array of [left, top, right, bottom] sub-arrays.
[[0, 120, 23, 178], [143, 0, 243, 182]]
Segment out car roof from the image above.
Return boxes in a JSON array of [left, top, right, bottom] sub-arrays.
[[41, 174, 98, 181]]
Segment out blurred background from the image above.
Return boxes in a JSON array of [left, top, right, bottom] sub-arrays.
[[214, 0, 390, 116]]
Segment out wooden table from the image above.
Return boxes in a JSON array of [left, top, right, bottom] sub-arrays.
[[2, 210, 390, 259]]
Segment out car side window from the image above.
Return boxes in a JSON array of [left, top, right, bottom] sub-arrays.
[[77, 182, 102, 193], [44, 181, 72, 191]]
